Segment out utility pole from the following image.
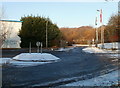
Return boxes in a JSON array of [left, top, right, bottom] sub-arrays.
[[46, 20, 48, 49], [100, 9, 104, 49], [101, 26, 104, 49], [95, 27, 98, 47], [95, 16, 98, 47]]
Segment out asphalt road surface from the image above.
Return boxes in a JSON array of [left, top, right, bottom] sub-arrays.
[[2, 47, 119, 88]]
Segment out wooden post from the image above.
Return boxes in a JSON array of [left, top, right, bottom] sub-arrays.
[[29, 42, 31, 54]]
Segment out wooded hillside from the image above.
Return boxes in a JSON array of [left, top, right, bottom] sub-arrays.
[[60, 26, 95, 44]]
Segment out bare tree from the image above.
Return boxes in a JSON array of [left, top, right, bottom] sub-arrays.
[[0, 5, 4, 47], [0, 6, 12, 48]]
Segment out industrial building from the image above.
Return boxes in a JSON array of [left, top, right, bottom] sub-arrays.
[[0, 20, 22, 48]]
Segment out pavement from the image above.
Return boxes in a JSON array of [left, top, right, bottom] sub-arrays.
[[1, 47, 119, 88]]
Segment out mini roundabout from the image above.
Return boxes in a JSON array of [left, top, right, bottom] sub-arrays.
[[3, 53, 60, 67]]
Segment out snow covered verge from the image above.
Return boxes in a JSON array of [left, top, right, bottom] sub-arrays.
[[73, 44, 89, 47], [0, 53, 60, 67], [82, 47, 119, 58], [82, 47, 119, 54], [82, 42, 120, 58], [63, 70, 119, 86], [83, 47, 106, 53], [98, 42, 119, 50]]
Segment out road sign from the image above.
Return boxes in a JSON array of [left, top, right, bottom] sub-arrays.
[[36, 42, 40, 47], [36, 42, 40, 53]]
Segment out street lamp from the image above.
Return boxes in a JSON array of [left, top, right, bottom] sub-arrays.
[[46, 20, 48, 48], [97, 9, 104, 49]]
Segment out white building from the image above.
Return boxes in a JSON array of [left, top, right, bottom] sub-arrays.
[[0, 20, 22, 48]]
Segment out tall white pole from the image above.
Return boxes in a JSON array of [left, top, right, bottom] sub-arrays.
[[41, 42, 42, 54]]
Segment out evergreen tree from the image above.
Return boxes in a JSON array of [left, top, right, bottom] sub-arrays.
[[19, 15, 61, 48]]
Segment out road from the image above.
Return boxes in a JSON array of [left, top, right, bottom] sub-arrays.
[[2, 47, 118, 88]]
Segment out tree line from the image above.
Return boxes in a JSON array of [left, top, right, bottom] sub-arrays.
[[60, 26, 95, 45], [18, 14, 119, 48], [104, 14, 119, 42], [60, 14, 119, 45]]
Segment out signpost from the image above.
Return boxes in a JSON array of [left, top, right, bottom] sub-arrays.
[[92, 39, 95, 47], [41, 42, 43, 54], [29, 42, 31, 54], [36, 42, 40, 53], [36, 41, 43, 54]]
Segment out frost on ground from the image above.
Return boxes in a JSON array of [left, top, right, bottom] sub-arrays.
[[64, 70, 119, 86], [0, 53, 60, 67]]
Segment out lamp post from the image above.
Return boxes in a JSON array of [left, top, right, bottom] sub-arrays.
[[46, 20, 48, 49], [97, 9, 104, 49]]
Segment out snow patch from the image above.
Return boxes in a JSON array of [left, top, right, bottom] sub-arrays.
[[107, 54, 119, 59], [56, 47, 74, 51], [82, 46, 120, 59], [73, 44, 89, 47], [64, 70, 119, 86], [1, 53, 60, 67], [10, 60, 51, 67], [98, 42, 119, 49], [0, 58, 11, 66], [82, 47, 106, 53], [12, 53, 60, 61]]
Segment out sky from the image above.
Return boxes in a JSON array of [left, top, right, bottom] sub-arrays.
[[1, 1, 118, 28]]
